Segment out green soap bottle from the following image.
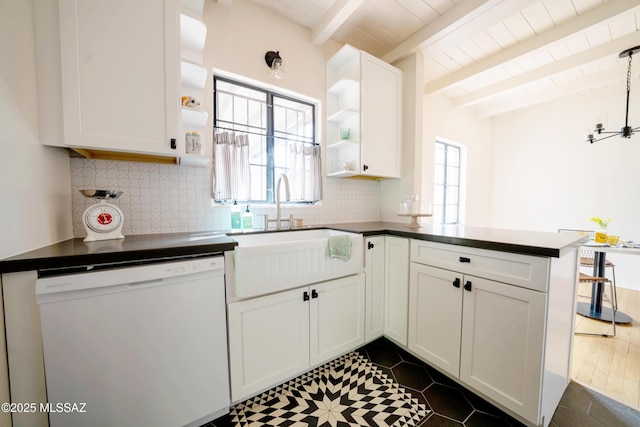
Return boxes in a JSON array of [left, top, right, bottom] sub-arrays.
[[242, 205, 253, 231], [230, 200, 241, 230]]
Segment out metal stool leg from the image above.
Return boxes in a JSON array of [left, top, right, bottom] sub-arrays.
[[576, 276, 616, 338]]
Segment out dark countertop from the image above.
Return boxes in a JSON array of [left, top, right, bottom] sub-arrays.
[[327, 221, 583, 258], [0, 222, 582, 274], [0, 232, 237, 274]]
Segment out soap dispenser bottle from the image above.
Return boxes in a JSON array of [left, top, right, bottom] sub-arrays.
[[242, 205, 253, 231], [230, 200, 241, 230]]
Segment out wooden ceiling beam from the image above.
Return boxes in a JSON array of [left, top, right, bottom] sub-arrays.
[[382, 0, 536, 64], [426, 0, 640, 95], [311, 0, 364, 46], [454, 32, 640, 109]]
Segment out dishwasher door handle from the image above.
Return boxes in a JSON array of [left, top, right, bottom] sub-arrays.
[[127, 279, 164, 289]]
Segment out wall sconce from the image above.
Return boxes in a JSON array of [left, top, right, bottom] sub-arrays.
[[265, 51, 285, 80]]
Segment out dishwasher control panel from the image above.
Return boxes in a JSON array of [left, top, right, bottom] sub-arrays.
[[36, 256, 225, 298]]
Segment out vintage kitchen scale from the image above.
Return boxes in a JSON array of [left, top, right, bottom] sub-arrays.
[[80, 190, 125, 242]]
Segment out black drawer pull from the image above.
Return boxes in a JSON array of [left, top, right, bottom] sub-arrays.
[[459, 256, 471, 263], [452, 278, 461, 288], [464, 281, 472, 292], [303, 291, 309, 301], [368, 242, 375, 249], [311, 289, 318, 299]]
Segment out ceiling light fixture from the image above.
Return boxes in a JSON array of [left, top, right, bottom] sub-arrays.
[[265, 51, 285, 80], [585, 45, 640, 144]]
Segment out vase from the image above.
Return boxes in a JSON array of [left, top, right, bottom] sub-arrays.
[[594, 228, 608, 243]]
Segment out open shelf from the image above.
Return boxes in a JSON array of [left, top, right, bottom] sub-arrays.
[[328, 79, 358, 96], [327, 109, 359, 123], [180, 14, 206, 52], [181, 60, 207, 90], [327, 139, 358, 150], [327, 170, 359, 178]]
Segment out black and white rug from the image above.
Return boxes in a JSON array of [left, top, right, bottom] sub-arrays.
[[228, 351, 429, 426]]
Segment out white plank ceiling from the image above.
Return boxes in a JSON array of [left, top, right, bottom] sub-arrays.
[[232, 0, 640, 118]]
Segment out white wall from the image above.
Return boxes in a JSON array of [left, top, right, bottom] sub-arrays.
[[380, 53, 424, 222], [423, 93, 494, 227], [205, 0, 340, 106], [490, 88, 640, 290], [0, 2, 72, 420], [0, 0, 72, 259]]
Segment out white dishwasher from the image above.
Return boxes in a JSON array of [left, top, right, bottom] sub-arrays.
[[36, 256, 230, 427]]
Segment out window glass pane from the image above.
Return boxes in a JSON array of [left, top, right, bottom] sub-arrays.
[[273, 96, 314, 142], [445, 205, 459, 224], [433, 140, 462, 224], [447, 146, 460, 167], [273, 137, 288, 169], [250, 165, 266, 201], [214, 77, 319, 204], [446, 166, 459, 185]]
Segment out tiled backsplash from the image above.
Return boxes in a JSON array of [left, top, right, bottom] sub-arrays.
[[71, 158, 381, 237]]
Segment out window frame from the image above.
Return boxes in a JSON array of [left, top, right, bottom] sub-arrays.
[[213, 75, 318, 204], [433, 139, 464, 225]]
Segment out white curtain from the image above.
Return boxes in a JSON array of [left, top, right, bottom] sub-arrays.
[[288, 142, 322, 202], [213, 131, 250, 201]]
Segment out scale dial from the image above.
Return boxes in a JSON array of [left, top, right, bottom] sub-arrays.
[[82, 202, 125, 242]]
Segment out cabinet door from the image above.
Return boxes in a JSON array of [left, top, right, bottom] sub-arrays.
[[460, 276, 546, 424], [384, 236, 409, 346], [361, 52, 401, 178], [227, 288, 310, 402], [310, 274, 365, 366], [364, 237, 385, 342], [58, 0, 179, 155], [408, 263, 462, 377]]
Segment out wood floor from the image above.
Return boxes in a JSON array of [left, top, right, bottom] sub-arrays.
[[571, 282, 640, 411]]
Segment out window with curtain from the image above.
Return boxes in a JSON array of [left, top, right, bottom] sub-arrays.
[[213, 76, 321, 204], [433, 140, 463, 224]]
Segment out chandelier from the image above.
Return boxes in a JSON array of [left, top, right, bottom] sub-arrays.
[[585, 45, 640, 144]]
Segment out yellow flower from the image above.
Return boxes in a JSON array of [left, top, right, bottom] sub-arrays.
[[589, 217, 611, 229]]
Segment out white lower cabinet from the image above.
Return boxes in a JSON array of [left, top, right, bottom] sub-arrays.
[[364, 236, 409, 345], [409, 262, 546, 424], [228, 273, 365, 402], [408, 239, 575, 427], [364, 237, 385, 341], [384, 236, 409, 346]]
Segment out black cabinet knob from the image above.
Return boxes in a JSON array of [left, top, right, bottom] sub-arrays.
[[464, 281, 472, 292], [452, 278, 461, 288], [368, 242, 375, 249]]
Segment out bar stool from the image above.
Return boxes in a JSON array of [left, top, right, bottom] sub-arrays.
[[576, 273, 617, 337], [557, 228, 618, 307]]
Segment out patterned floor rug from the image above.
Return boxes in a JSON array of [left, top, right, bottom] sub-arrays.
[[228, 351, 429, 426]]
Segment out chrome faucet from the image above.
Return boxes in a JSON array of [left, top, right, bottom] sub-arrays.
[[275, 173, 290, 230]]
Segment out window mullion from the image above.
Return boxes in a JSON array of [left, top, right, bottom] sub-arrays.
[[266, 93, 275, 204]]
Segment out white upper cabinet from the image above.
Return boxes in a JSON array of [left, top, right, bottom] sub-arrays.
[[326, 45, 402, 179], [58, 0, 181, 158], [36, 0, 209, 165]]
